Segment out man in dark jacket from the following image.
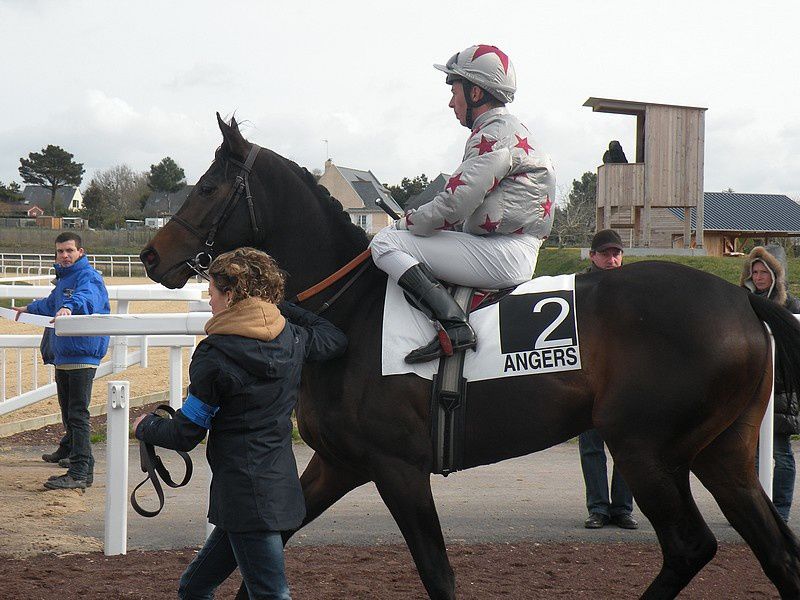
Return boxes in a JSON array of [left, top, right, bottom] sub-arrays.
[[741, 244, 800, 522], [578, 230, 638, 530], [16, 232, 110, 490], [134, 247, 347, 599]]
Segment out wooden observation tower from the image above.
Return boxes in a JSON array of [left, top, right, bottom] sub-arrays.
[[584, 98, 707, 248]]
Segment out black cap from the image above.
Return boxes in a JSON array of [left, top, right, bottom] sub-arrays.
[[590, 229, 624, 252]]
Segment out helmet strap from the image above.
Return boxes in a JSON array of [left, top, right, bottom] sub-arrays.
[[461, 80, 492, 129]]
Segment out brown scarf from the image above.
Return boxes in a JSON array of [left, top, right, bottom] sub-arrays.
[[204, 297, 286, 341]]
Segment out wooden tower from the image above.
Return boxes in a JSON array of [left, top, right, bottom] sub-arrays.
[[584, 98, 706, 248]]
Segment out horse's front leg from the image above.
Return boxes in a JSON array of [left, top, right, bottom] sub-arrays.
[[373, 458, 455, 600], [292, 450, 369, 534]]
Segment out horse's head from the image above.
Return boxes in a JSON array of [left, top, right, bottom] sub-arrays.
[[140, 113, 266, 288]]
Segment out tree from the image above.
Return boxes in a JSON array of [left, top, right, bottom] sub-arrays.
[[550, 171, 597, 247], [147, 157, 186, 193], [386, 174, 429, 210], [83, 164, 149, 228], [81, 181, 109, 229], [18, 145, 84, 215], [0, 181, 23, 202]]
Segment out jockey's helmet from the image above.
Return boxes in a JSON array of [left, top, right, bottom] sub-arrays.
[[434, 44, 516, 104]]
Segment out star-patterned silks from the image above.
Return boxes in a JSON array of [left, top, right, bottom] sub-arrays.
[[446, 173, 467, 194], [404, 212, 414, 227], [479, 214, 500, 232], [542, 195, 553, 217], [472, 45, 510, 74], [473, 135, 496, 156], [435, 218, 459, 231], [512, 227, 525, 234], [489, 177, 501, 193], [514, 134, 533, 155]]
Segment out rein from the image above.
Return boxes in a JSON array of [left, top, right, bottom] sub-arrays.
[[291, 248, 373, 313], [131, 405, 193, 518]]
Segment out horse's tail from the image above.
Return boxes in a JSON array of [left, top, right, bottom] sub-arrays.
[[747, 292, 800, 397]]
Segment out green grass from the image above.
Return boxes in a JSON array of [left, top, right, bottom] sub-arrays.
[[535, 248, 800, 296]]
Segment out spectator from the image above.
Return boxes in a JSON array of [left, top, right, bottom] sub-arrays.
[[741, 244, 800, 522], [579, 229, 638, 529], [602, 140, 628, 164], [133, 247, 347, 599], [15, 232, 110, 490]]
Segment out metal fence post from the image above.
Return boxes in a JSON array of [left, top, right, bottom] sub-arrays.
[[104, 380, 130, 556]]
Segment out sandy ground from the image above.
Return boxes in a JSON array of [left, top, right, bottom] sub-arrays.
[[0, 277, 199, 425]]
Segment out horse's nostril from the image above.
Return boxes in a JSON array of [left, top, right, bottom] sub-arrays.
[[140, 248, 159, 267]]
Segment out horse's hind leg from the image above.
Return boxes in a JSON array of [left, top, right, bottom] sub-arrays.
[[373, 460, 455, 600], [610, 452, 717, 599], [692, 418, 800, 598]]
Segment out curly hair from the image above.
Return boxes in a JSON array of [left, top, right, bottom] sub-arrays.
[[208, 247, 286, 305]]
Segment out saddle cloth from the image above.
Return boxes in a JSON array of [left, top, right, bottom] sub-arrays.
[[381, 274, 581, 382]]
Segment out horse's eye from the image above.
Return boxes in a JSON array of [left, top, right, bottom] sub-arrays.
[[200, 184, 216, 195]]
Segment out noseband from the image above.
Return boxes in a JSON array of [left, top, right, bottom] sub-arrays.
[[169, 143, 262, 280]]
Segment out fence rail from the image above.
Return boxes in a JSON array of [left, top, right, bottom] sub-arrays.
[[0, 253, 148, 277]]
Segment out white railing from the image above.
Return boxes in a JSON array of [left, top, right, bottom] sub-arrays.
[[0, 254, 147, 277], [0, 282, 206, 414]]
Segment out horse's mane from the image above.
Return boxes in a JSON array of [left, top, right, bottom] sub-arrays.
[[275, 152, 371, 251]]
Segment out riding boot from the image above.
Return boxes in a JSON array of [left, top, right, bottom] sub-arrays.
[[397, 263, 477, 364]]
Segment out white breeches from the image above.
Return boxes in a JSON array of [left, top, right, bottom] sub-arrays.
[[369, 227, 542, 288]]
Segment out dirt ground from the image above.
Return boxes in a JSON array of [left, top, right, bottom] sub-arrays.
[[0, 540, 779, 599]]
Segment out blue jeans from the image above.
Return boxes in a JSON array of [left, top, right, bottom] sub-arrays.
[[757, 433, 796, 522], [179, 527, 290, 600], [579, 429, 633, 517], [54, 367, 96, 480]]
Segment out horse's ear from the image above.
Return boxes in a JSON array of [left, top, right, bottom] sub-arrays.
[[216, 112, 247, 158]]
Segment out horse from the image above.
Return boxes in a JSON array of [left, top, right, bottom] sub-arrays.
[[140, 114, 800, 599]]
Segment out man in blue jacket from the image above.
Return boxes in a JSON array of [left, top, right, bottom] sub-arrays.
[[16, 232, 110, 490]]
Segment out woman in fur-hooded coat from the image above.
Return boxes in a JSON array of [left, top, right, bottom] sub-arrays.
[[741, 244, 800, 522]]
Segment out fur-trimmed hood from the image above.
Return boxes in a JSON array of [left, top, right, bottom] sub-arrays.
[[740, 245, 788, 305]]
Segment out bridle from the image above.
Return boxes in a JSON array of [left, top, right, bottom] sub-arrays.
[[161, 141, 374, 313], [168, 143, 262, 280]]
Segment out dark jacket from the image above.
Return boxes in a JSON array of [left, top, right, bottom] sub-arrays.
[[136, 298, 347, 532], [27, 255, 110, 366], [741, 245, 800, 434]]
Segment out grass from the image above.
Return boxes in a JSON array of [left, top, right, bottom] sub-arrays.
[[535, 248, 800, 296]]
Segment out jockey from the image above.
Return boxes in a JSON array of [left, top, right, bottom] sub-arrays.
[[370, 44, 556, 363]]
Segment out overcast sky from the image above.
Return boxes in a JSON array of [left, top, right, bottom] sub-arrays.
[[1, 0, 798, 203]]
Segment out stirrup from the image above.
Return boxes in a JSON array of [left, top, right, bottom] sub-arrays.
[[405, 323, 476, 364]]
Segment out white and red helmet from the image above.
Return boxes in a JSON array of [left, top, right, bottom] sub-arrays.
[[434, 44, 517, 104]]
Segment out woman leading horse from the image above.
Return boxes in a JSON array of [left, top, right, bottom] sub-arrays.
[[140, 115, 800, 600]]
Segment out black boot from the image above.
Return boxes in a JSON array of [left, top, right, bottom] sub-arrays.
[[397, 264, 476, 364]]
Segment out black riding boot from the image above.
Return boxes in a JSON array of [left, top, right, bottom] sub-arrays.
[[397, 263, 477, 364]]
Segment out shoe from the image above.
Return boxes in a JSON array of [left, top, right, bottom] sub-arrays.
[[58, 458, 71, 468], [397, 264, 477, 364], [48, 471, 93, 487], [584, 513, 610, 529], [43, 474, 86, 490], [611, 514, 639, 530], [42, 451, 68, 463]]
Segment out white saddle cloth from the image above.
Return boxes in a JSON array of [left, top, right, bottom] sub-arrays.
[[381, 274, 581, 382]]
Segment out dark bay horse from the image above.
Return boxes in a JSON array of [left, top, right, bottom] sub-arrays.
[[140, 115, 800, 599]]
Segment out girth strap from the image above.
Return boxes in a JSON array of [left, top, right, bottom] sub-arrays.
[[131, 405, 194, 518]]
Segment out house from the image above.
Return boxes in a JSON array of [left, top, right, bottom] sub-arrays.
[[0, 200, 44, 218], [317, 159, 403, 235], [663, 192, 800, 256], [405, 173, 451, 211], [142, 186, 194, 217], [22, 185, 83, 212]]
